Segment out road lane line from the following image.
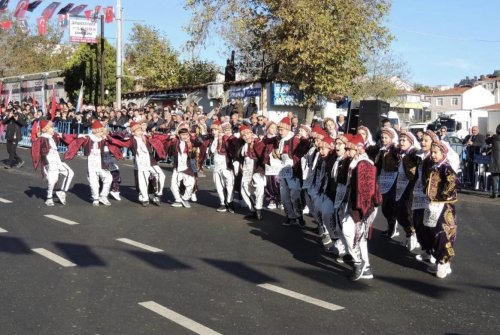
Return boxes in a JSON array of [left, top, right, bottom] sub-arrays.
[[257, 283, 344, 311], [0, 198, 13, 204], [116, 238, 163, 253], [139, 301, 222, 335], [44, 215, 79, 226], [31, 248, 77, 267], [0, 227, 7, 233]]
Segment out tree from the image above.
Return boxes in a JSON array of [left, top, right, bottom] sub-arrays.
[[186, 0, 392, 122], [63, 38, 133, 105], [179, 59, 220, 86], [126, 24, 182, 89], [351, 50, 410, 101], [0, 15, 71, 77]]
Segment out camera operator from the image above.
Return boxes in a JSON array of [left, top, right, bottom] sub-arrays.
[[2, 107, 27, 168]]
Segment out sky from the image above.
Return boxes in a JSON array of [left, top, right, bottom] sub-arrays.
[[11, 0, 500, 87]]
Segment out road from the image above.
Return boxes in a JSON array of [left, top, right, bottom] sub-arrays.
[[0, 145, 499, 334]]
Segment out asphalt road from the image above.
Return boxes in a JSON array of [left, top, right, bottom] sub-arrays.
[[0, 145, 499, 335]]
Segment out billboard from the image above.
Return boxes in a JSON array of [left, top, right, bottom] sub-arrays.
[[69, 16, 98, 44], [272, 82, 302, 106]]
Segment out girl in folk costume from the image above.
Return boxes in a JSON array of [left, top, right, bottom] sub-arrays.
[[64, 120, 117, 206], [425, 141, 458, 279], [273, 117, 310, 226], [263, 121, 281, 210], [206, 120, 236, 213], [238, 125, 267, 221], [395, 131, 421, 251], [31, 120, 74, 206], [343, 134, 382, 281], [357, 126, 378, 161], [374, 127, 400, 238], [296, 124, 312, 215], [167, 122, 202, 208], [102, 128, 122, 201], [322, 134, 353, 257], [118, 121, 167, 207], [323, 117, 338, 139], [413, 130, 440, 264]]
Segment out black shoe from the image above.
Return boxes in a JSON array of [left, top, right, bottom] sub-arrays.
[[282, 218, 296, 226], [490, 194, 497, 199], [350, 260, 367, 281], [296, 216, 306, 227], [244, 211, 257, 219], [226, 203, 235, 214], [217, 205, 227, 212], [256, 210, 262, 221]]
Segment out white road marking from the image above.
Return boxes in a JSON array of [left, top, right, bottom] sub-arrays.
[[0, 227, 7, 233], [139, 301, 222, 335], [257, 283, 344, 311], [31, 248, 77, 267], [44, 215, 79, 226], [0, 198, 13, 204], [116, 238, 163, 253]]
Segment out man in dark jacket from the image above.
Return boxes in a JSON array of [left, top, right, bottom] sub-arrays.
[[462, 126, 486, 187], [2, 108, 27, 168]]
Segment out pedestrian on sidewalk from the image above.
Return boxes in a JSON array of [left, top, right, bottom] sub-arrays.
[[486, 124, 500, 198]]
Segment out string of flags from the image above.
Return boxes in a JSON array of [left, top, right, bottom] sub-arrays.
[[0, 0, 115, 35]]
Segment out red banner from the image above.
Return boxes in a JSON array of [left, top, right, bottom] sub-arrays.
[[41, 1, 60, 20], [0, 20, 11, 30], [104, 6, 113, 23], [37, 16, 47, 35], [13, 0, 29, 20], [84, 9, 91, 20], [68, 3, 86, 15]]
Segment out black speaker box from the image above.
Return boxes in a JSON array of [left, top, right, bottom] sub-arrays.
[[347, 100, 390, 136]]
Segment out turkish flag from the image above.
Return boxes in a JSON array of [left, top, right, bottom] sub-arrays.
[[41, 1, 61, 20], [0, 20, 11, 30], [105, 6, 114, 23], [68, 4, 86, 16], [0, 0, 10, 12], [37, 16, 47, 35], [84, 9, 92, 20], [13, 0, 30, 20]]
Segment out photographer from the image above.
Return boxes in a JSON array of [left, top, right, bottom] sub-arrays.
[[2, 107, 27, 168]]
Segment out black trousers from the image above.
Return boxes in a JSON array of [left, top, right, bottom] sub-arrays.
[[6, 140, 21, 166]]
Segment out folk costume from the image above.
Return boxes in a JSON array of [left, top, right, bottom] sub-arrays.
[[31, 120, 74, 206]]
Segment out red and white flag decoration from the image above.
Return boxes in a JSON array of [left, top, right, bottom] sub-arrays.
[[104, 6, 113, 23], [13, 0, 29, 20], [92, 5, 101, 21], [57, 13, 68, 30], [0, 20, 11, 30], [68, 3, 86, 15], [84, 9, 92, 20], [36, 16, 47, 35], [41, 1, 60, 20]]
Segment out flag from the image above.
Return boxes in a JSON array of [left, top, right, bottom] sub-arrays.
[[6, 88, 12, 106], [0, 20, 11, 30], [41, 1, 60, 20], [104, 6, 114, 23], [37, 16, 47, 35], [50, 84, 57, 120], [68, 3, 86, 15], [93, 5, 101, 20], [27, 0, 43, 12], [13, 0, 29, 20], [84, 9, 91, 20], [17, 18, 29, 33], [75, 82, 84, 113], [57, 13, 68, 30], [0, 0, 10, 12], [57, 2, 73, 15]]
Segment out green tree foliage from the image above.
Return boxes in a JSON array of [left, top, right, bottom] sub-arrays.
[[63, 39, 133, 104], [126, 24, 182, 89], [179, 59, 220, 86], [186, 0, 392, 121], [0, 15, 71, 77]]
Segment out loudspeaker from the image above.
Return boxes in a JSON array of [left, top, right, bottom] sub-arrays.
[[346, 107, 359, 135], [359, 100, 389, 136]]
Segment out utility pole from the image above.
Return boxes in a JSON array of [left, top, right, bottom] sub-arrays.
[[116, 0, 122, 108], [100, 15, 105, 106]]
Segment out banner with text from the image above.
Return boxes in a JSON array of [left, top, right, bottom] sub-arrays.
[[69, 16, 97, 43]]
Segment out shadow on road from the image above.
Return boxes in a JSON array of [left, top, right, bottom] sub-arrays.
[[127, 250, 193, 271], [202, 258, 278, 284], [376, 275, 459, 299], [54, 242, 107, 267], [0, 236, 33, 255], [24, 186, 46, 200]]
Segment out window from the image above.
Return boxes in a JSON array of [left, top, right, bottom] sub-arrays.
[[436, 98, 443, 106], [451, 97, 459, 106]]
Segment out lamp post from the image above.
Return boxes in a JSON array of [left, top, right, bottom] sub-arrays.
[[116, 0, 122, 108]]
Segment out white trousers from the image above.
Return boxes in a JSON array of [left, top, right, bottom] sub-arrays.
[[342, 208, 378, 265], [314, 194, 343, 238], [280, 176, 302, 219], [213, 168, 235, 205], [88, 169, 112, 201], [137, 165, 166, 202], [171, 169, 195, 202], [241, 173, 266, 211], [44, 162, 74, 199]]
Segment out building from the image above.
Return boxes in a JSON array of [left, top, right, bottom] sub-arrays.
[[427, 86, 495, 119], [389, 91, 429, 124]]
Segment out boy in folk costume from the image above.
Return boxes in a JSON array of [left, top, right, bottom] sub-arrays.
[[238, 125, 266, 220], [64, 120, 115, 206], [263, 121, 281, 210], [413, 130, 440, 264], [273, 117, 309, 226], [102, 128, 122, 201], [374, 127, 400, 238], [425, 141, 458, 279], [206, 120, 236, 213], [167, 123, 201, 208], [343, 134, 382, 281], [31, 120, 74, 206], [297, 124, 312, 215], [322, 134, 353, 256], [395, 131, 421, 251]]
